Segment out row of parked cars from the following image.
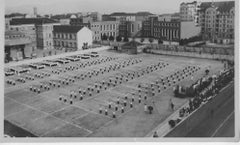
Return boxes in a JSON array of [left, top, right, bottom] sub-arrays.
[[5, 52, 99, 76]]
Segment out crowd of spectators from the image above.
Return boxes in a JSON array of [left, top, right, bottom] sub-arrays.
[[168, 67, 234, 128]]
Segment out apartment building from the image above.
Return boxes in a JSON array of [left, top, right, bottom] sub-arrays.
[[91, 21, 120, 41], [199, 1, 235, 44], [53, 25, 92, 50]]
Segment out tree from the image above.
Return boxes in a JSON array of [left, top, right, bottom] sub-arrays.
[[158, 39, 163, 44], [149, 38, 154, 44], [123, 37, 129, 42], [109, 35, 114, 41], [116, 36, 122, 42], [101, 33, 108, 41], [140, 38, 145, 43]]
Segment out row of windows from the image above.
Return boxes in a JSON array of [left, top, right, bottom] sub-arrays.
[[153, 29, 179, 39], [5, 35, 26, 39], [93, 36, 101, 40], [54, 40, 77, 48], [54, 33, 76, 39], [100, 24, 118, 31], [46, 41, 52, 46], [100, 32, 116, 37], [10, 27, 35, 31], [153, 23, 179, 27]]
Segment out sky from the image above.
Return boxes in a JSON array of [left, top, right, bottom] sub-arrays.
[[5, 0, 235, 15]]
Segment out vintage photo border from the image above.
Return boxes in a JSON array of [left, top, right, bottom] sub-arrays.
[[0, 0, 239, 142]]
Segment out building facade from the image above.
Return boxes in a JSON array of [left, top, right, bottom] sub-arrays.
[[142, 17, 201, 43], [91, 21, 120, 41], [9, 24, 37, 52], [53, 25, 92, 50], [5, 30, 32, 62], [90, 12, 102, 22], [199, 1, 234, 44], [9, 18, 60, 50], [180, 1, 201, 25], [70, 18, 91, 28], [119, 21, 142, 38]]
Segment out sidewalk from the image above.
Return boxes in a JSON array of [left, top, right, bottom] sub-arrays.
[[5, 46, 110, 68], [146, 80, 233, 137]]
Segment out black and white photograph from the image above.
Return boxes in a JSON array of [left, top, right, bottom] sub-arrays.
[[1, 0, 239, 142]]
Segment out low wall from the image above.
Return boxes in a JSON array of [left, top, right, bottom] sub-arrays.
[[149, 50, 234, 61], [164, 82, 234, 137]]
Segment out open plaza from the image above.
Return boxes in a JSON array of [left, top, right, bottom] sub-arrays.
[[4, 47, 230, 137]]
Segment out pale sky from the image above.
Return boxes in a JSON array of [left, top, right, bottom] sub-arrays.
[[5, 0, 235, 15]]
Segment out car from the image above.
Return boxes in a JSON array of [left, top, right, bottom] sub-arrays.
[[81, 56, 91, 59], [41, 61, 58, 67], [29, 63, 45, 69], [53, 59, 70, 64], [83, 54, 91, 56], [91, 51, 98, 54], [9, 67, 30, 74], [5, 69, 15, 76], [65, 57, 80, 62]]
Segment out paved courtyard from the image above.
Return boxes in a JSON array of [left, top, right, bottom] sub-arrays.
[[4, 50, 225, 137]]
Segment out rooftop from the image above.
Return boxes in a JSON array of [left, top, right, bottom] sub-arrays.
[[110, 12, 153, 17], [53, 25, 84, 33], [199, 1, 235, 12], [10, 18, 58, 25]]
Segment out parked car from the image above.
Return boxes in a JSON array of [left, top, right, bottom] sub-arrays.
[[29, 63, 45, 69], [81, 55, 91, 59], [52, 59, 70, 64], [65, 56, 80, 62], [5, 68, 15, 76], [41, 61, 58, 67]]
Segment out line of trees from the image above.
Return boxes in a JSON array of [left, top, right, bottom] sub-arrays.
[[179, 35, 203, 46]]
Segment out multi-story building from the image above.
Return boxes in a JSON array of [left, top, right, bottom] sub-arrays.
[[90, 21, 120, 41], [9, 18, 60, 50], [90, 12, 102, 22], [116, 12, 152, 38], [70, 18, 91, 28], [119, 21, 142, 38], [199, 1, 235, 44], [9, 24, 37, 52], [109, 12, 152, 22], [53, 25, 92, 50], [158, 13, 180, 22], [142, 17, 201, 43], [180, 1, 201, 25], [5, 30, 32, 62]]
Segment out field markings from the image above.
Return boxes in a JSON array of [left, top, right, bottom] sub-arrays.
[[5, 96, 93, 137], [211, 111, 234, 137]]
